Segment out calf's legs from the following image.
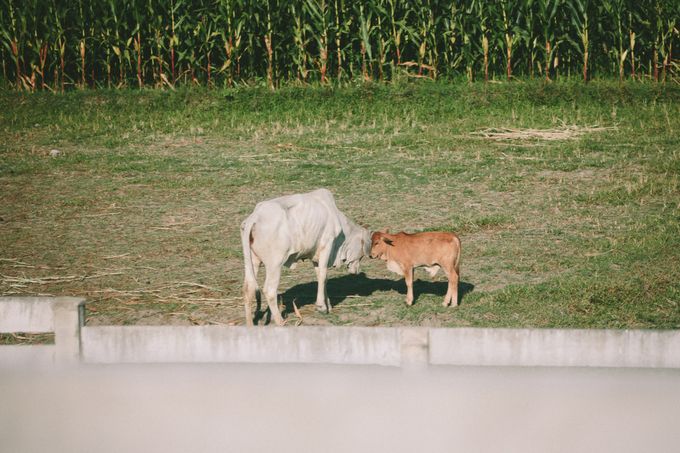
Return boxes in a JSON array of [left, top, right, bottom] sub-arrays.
[[398, 263, 459, 308], [443, 265, 459, 307], [404, 266, 415, 306]]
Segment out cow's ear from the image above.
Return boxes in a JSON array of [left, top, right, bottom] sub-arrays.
[[382, 237, 394, 246], [379, 228, 390, 234]]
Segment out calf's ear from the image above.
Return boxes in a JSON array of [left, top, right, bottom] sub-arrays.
[[382, 237, 394, 246]]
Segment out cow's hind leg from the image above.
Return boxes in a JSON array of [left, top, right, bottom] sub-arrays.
[[243, 286, 255, 326], [243, 254, 261, 326], [263, 263, 284, 326]]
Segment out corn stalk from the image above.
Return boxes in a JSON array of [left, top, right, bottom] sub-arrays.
[[415, 0, 437, 78], [567, 0, 590, 82], [333, 0, 349, 82], [441, 1, 463, 73], [218, 0, 244, 87], [653, 0, 676, 83], [602, 0, 628, 82], [520, 0, 539, 78], [537, 0, 560, 81], [290, 3, 308, 81], [629, 29, 636, 79], [107, 0, 126, 87], [264, 0, 274, 90], [357, 3, 374, 81], [76, 0, 87, 88], [303, 0, 330, 83], [385, 0, 405, 68], [500, 0, 519, 80]]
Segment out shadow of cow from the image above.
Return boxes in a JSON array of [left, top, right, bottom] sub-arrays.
[[280, 272, 475, 316]]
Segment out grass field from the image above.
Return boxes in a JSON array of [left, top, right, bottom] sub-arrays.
[[1, 80, 679, 329]]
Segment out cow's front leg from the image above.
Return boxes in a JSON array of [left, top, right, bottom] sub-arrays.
[[314, 250, 332, 313], [404, 265, 414, 306], [263, 264, 284, 326], [313, 263, 331, 313]]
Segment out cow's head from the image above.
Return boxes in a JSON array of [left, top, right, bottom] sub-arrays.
[[370, 230, 394, 260], [344, 227, 371, 274]]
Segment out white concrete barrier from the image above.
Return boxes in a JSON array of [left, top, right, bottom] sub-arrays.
[[0, 296, 85, 366], [81, 325, 403, 366], [0, 297, 56, 332], [429, 328, 680, 368], [3, 297, 680, 368]]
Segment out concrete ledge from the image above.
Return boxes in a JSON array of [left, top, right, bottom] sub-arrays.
[[81, 326, 402, 366], [429, 328, 680, 368], [0, 296, 85, 365], [4, 297, 680, 368], [82, 326, 680, 368], [0, 297, 56, 333]]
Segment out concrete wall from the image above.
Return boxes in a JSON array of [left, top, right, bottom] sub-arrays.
[[79, 325, 680, 368], [0, 296, 85, 365], [81, 325, 403, 366], [3, 297, 680, 368], [429, 328, 680, 368], [0, 297, 56, 333]]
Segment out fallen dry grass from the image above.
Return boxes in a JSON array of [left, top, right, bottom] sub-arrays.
[[470, 125, 617, 141]]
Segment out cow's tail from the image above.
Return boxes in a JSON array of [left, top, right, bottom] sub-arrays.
[[240, 216, 259, 300]]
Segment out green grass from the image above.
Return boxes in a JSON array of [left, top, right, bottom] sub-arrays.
[[1, 79, 679, 328]]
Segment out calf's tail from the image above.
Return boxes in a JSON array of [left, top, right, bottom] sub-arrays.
[[453, 234, 461, 277]]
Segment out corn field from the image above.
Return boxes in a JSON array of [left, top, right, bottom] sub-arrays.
[[1, 0, 677, 91]]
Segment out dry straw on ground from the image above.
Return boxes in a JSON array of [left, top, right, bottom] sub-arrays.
[[471, 125, 617, 141], [2, 271, 124, 288]]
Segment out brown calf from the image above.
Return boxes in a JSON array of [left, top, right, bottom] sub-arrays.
[[370, 230, 461, 307]]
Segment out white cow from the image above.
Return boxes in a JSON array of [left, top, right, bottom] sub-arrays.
[[240, 188, 370, 326]]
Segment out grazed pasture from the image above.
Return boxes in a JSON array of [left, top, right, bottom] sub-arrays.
[[1, 81, 678, 329]]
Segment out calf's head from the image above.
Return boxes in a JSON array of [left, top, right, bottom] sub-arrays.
[[370, 231, 394, 260]]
